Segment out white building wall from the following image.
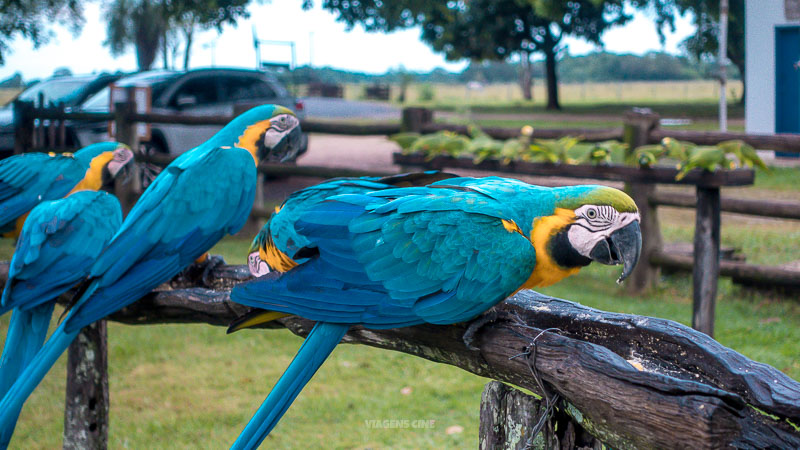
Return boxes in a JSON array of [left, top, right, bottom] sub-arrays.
[[745, 1, 787, 134]]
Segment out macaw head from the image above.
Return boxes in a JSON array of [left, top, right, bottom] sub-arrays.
[[72, 142, 135, 192], [216, 104, 303, 164], [540, 185, 642, 284]]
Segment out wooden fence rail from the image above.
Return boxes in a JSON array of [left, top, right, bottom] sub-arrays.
[[649, 128, 800, 154], [1, 262, 798, 448], [650, 190, 800, 220]]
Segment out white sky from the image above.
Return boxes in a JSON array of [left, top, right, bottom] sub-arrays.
[[0, 1, 695, 81]]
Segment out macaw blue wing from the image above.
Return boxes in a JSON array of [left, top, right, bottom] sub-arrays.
[[232, 185, 538, 328], [266, 171, 457, 261], [0, 153, 85, 232], [0, 190, 121, 444], [267, 177, 389, 260], [63, 146, 256, 332], [1, 191, 122, 315]]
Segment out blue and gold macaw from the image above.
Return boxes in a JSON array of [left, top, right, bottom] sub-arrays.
[[231, 171, 458, 332], [0, 191, 122, 443], [0, 104, 303, 446], [0, 142, 133, 240], [228, 176, 642, 448]]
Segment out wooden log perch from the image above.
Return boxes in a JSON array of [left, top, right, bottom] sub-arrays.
[[1, 262, 798, 449]]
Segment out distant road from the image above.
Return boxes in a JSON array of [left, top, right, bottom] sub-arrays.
[[301, 97, 400, 120]]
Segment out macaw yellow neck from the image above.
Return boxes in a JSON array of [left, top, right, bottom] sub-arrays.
[[3, 211, 30, 240], [235, 121, 270, 165], [259, 233, 298, 273], [518, 208, 580, 291], [68, 151, 115, 194]]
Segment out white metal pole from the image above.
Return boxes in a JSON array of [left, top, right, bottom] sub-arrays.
[[719, 0, 729, 132]]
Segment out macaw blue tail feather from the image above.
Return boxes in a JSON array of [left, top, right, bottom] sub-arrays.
[[0, 303, 55, 446], [231, 322, 349, 450], [0, 320, 79, 447]]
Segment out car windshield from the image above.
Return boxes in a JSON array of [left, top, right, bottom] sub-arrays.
[[17, 78, 90, 106], [81, 71, 178, 111]]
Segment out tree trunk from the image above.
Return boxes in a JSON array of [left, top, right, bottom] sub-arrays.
[[183, 28, 193, 70], [542, 30, 560, 110], [519, 52, 532, 101], [134, 0, 162, 71], [162, 29, 169, 70]]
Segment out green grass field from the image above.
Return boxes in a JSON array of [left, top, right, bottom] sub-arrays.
[[338, 80, 744, 107], [339, 80, 745, 131]]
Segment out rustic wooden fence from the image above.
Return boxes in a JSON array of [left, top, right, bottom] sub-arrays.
[[13, 99, 800, 337], [7, 99, 800, 448]]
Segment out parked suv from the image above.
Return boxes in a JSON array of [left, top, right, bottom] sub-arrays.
[[0, 73, 121, 156], [75, 68, 308, 157]]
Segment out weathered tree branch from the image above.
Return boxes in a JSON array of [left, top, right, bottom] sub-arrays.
[[1, 261, 798, 449]]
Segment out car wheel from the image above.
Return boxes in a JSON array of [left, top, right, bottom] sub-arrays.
[[140, 139, 168, 189]]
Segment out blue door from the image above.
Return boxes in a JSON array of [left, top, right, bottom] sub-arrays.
[[775, 26, 800, 157], [776, 26, 800, 134]]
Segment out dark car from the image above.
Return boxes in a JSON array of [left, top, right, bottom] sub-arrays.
[[0, 73, 121, 155], [74, 68, 308, 157]]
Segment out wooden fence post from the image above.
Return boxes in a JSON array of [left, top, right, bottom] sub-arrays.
[[61, 92, 142, 447], [401, 107, 433, 132], [693, 187, 721, 336], [63, 320, 109, 450], [399, 108, 433, 172], [622, 110, 662, 294], [12, 100, 34, 154], [479, 381, 600, 450], [35, 93, 45, 151]]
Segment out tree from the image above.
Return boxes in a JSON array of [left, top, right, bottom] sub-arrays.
[[0, 0, 86, 65], [167, 0, 251, 70], [104, 0, 167, 70], [103, 0, 252, 71], [675, 0, 745, 104], [311, 0, 632, 110]]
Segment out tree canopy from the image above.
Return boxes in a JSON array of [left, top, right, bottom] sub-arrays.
[[289, 50, 729, 86], [310, 0, 638, 110], [0, 0, 86, 65], [675, 0, 745, 103], [103, 0, 252, 71]]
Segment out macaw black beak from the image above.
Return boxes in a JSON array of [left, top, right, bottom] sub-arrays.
[[262, 126, 303, 163], [588, 220, 642, 284], [101, 147, 136, 191]]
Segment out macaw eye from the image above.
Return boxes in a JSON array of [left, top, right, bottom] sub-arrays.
[[272, 115, 291, 132], [586, 208, 597, 219]]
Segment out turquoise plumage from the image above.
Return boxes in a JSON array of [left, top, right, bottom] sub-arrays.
[[230, 176, 643, 448], [249, 171, 457, 274], [0, 104, 303, 446], [0, 190, 122, 443], [0, 142, 126, 235]]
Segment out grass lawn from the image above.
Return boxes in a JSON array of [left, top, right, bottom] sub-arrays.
[[1, 166, 799, 448], [428, 100, 745, 120], [436, 115, 744, 132]]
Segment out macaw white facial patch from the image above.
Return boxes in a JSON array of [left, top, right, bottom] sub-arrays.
[[262, 114, 299, 148], [108, 147, 134, 177], [248, 251, 271, 277], [568, 208, 640, 257]]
